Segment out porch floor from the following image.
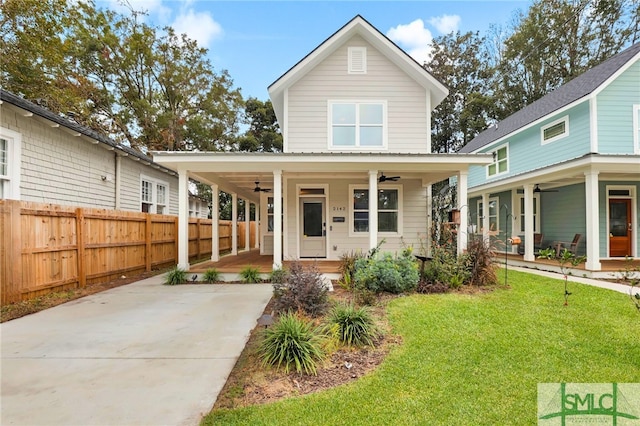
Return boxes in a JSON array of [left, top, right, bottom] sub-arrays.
[[190, 249, 342, 274], [501, 253, 639, 279]]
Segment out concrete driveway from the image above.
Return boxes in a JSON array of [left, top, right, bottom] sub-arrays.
[[1, 276, 272, 426]]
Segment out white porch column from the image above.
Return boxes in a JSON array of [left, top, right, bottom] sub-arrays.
[[177, 169, 189, 269], [482, 193, 490, 244], [210, 184, 219, 262], [244, 200, 251, 251], [585, 170, 601, 271], [523, 184, 535, 261], [368, 170, 378, 251], [231, 193, 238, 255], [254, 202, 260, 249], [426, 184, 433, 257], [457, 170, 468, 254], [273, 170, 283, 269]]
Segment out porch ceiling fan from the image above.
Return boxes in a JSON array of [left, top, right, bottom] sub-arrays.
[[254, 181, 271, 192], [534, 184, 558, 193], [379, 172, 400, 183]]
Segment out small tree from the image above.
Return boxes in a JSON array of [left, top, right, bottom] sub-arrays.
[[538, 248, 586, 306]]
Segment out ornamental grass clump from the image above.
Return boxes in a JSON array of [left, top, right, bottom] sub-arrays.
[[164, 266, 187, 285], [202, 268, 220, 283], [327, 303, 378, 347], [257, 312, 325, 375], [240, 266, 262, 283]]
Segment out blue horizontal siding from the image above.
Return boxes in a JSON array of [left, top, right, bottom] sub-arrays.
[[597, 61, 640, 154]]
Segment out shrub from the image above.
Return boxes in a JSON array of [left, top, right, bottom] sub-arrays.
[[164, 266, 187, 285], [327, 303, 378, 347], [257, 312, 325, 375], [240, 266, 262, 283], [272, 261, 329, 317], [422, 245, 470, 288], [353, 250, 419, 294], [338, 250, 365, 291], [270, 267, 289, 284], [202, 268, 220, 284], [465, 238, 498, 286]]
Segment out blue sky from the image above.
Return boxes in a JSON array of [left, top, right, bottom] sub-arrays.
[[100, 1, 533, 101]]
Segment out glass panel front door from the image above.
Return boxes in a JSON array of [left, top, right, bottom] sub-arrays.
[[609, 199, 631, 257]]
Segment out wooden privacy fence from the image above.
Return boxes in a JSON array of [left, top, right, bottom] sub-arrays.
[[0, 200, 256, 304]]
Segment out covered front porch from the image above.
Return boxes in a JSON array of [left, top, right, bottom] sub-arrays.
[[152, 151, 493, 273]]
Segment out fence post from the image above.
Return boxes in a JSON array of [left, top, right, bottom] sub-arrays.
[[196, 218, 201, 258], [145, 214, 152, 272], [174, 216, 179, 265], [75, 208, 86, 288]]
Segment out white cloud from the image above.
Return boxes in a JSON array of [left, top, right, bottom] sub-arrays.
[[428, 14, 461, 34], [386, 19, 434, 65], [103, 0, 172, 24], [171, 9, 223, 48]]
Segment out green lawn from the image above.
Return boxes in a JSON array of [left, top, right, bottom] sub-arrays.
[[203, 270, 639, 425]]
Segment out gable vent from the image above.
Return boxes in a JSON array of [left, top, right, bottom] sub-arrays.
[[348, 46, 366, 74]]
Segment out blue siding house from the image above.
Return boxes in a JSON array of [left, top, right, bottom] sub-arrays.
[[460, 43, 640, 275]]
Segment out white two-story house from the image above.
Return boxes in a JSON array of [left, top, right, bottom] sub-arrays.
[[153, 15, 492, 269]]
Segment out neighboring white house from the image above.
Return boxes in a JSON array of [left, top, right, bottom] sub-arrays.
[[0, 89, 209, 217], [153, 15, 492, 269]]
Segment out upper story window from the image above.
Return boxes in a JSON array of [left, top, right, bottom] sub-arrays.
[[633, 105, 640, 153], [348, 47, 366, 74], [541, 115, 569, 144], [0, 127, 22, 200], [329, 101, 387, 149], [350, 185, 402, 235], [141, 175, 169, 214], [487, 144, 508, 177]]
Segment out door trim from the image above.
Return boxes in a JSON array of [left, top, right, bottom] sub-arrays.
[[606, 185, 636, 258], [295, 184, 329, 259]]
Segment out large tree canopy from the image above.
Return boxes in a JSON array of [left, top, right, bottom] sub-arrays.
[[1, 0, 244, 152]]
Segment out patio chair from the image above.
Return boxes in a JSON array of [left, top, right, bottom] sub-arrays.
[[517, 233, 544, 255], [554, 233, 581, 256]]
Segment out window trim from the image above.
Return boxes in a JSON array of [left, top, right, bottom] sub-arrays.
[[348, 46, 367, 74], [140, 174, 170, 214], [348, 184, 403, 237], [514, 193, 540, 235], [0, 127, 22, 200], [541, 115, 569, 145], [328, 100, 388, 150], [477, 197, 499, 233], [633, 104, 640, 154], [486, 144, 509, 178]]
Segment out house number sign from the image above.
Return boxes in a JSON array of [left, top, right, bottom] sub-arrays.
[[332, 206, 346, 211]]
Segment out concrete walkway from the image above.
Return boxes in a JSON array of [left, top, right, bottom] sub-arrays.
[[1, 276, 272, 426], [511, 266, 640, 296]]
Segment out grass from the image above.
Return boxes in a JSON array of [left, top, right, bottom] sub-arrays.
[[202, 269, 639, 425]]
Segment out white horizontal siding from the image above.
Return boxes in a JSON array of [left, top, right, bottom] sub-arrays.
[[287, 35, 429, 154], [2, 106, 180, 213], [283, 177, 428, 260]]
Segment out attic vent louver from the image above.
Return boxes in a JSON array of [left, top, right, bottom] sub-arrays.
[[348, 46, 366, 74]]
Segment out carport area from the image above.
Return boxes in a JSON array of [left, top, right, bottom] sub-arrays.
[[1, 275, 272, 426]]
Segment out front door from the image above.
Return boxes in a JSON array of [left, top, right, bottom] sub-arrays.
[[609, 198, 632, 257], [300, 198, 326, 258]]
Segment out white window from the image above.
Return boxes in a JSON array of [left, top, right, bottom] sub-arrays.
[[0, 127, 22, 200], [633, 105, 640, 154], [487, 144, 508, 177], [329, 101, 387, 149], [348, 46, 367, 74], [350, 185, 402, 235], [140, 175, 169, 214], [477, 197, 499, 233], [516, 194, 540, 234], [266, 196, 283, 233], [541, 116, 569, 144]]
